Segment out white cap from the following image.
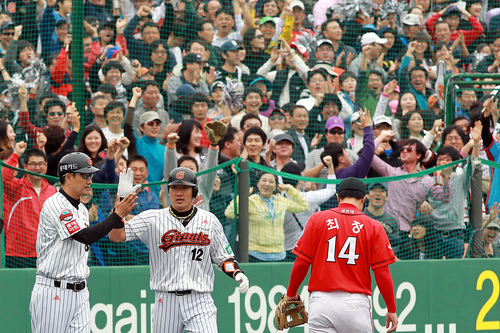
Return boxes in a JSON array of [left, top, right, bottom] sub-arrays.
[[402, 13, 421, 26], [360, 32, 387, 47], [290, 0, 305, 10], [316, 39, 333, 48], [268, 129, 285, 141], [373, 115, 393, 127]]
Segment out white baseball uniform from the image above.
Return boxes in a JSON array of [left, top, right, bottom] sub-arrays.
[[30, 191, 92, 333], [124, 206, 234, 333]]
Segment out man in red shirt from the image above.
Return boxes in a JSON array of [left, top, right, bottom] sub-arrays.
[[286, 177, 398, 332]]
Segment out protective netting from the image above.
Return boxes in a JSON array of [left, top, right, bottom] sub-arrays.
[[1, 154, 498, 267], [1, 0, 500, 268]]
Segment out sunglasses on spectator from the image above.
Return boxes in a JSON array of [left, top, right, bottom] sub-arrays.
[[270, 115, 284, 121], [145, 120, 161, 126], [27, 162, 46, 168], [73, 173, 93, 180], [401, 146, 414, 153], [329, 128, 344, 135], [2, 32, 14, 36], [48, 111, 64, 117], [254, 35, 265, 39]]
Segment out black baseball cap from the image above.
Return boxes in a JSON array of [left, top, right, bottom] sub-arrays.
[[0, 21, 15, 32], [338, 177, 366, 195], [281, 161, 302, 175], [274, 133, 294, 146], [367, 182, 388, 192], [183, 53, 203, 67]]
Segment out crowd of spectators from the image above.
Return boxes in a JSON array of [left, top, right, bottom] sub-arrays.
[[1, 0, 500, 267]]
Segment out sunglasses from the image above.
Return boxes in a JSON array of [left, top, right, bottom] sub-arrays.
[[145, 120, 161, 126], [48, 111, 64, 117], [2, 32, 14, 36], [254, 35, 265, 39], [401, 146, 414, 153], [270, 115, 284, 121], [74, 173, 93, 180], [329, 128, 344, 135]]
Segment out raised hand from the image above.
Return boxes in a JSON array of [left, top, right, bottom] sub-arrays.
[[108, 138, 118, 155], [490, 202, 500, 221], [18, 85, 28, 100], [311, 133, 323, 149], [137, 5, 151, 17], [336, 51, 344, 67], [277, 183, 292, 191], [117, 137, 130, 150], [116, 16, 127, 33], [114, 193, 138, 218], [89, 204, 99, 222], [167, 132, 180, 145], [471, 120, 482, 143], [117, 168, 142, 198], [383, 80, 398, 95], [14, 141, 27, 156], [322, 155, 333, 169], [346, 53, 355, 67], [36, 132, 47, 149], [483, 98, 493, 117], [359, 108, 372, 128], [132, 86, 142, 99], [265, 138, 276, 156]]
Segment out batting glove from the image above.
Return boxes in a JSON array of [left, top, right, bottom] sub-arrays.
[[235, 272, 249, 294], [117, 168, 142, 198]]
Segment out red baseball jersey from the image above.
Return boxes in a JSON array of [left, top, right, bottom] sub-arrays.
[[293, 203, 396, 296]]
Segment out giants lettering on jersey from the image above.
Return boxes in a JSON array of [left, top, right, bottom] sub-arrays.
[[159, 229, 211, 253]]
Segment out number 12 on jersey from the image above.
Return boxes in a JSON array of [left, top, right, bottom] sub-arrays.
[[326, 236, 359, 265]]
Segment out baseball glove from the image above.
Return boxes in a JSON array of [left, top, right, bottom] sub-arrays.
[[275, 294, 308, 330], [205, 120, 228, 145]]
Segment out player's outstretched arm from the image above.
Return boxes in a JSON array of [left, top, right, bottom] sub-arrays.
[[220, 257, 249, 293], [72, 193, 137, 245], [108, 193, 138, 243]]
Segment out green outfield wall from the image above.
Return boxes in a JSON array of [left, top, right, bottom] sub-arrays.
[[1, 259, 500, 332]]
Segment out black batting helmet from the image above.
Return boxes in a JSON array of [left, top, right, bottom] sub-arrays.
[[58, 152, 100, 177], [167, 167, 198, 198]]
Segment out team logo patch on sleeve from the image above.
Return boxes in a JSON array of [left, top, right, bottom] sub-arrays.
[[65, 220, 81, 234], [225, 244, 233, 255], [60, 210, 73, 222]]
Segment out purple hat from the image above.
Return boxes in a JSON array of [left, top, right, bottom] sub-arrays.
[[106, 46, 122, 60], [325, 116, 345, 131]]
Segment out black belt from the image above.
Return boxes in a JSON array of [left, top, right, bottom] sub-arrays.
[[54, 280, 86, 292], [168, 290, 192, 296]]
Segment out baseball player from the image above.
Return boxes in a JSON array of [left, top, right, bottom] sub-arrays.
[[109, 167, 250, 333], [29, 152, 138, 333], [285, 177, 398, 333]]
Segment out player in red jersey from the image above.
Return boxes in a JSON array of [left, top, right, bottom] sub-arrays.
[[286, 177, 398, 333]]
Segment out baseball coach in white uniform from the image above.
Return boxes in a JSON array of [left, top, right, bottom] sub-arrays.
[[30, 152, 138, 333], [109, 166, 250, 333]]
